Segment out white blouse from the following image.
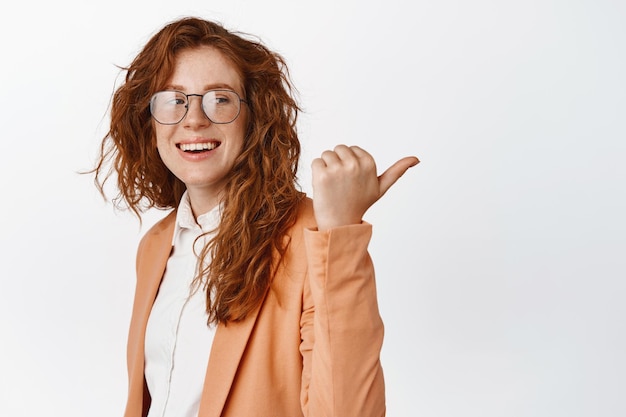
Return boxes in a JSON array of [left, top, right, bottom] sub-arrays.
[[144, 193, 220, 417]]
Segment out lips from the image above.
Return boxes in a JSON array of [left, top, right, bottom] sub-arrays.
[[177, 141, 221, 152]]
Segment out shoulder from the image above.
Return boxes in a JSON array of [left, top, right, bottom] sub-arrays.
[[281, 196, 317, 246], [292, 196, 317, 230], [136, 210, 176, 257], [276, 196, 316, 258], [277, 196, 316, 260], [141, 210, 176, 240]]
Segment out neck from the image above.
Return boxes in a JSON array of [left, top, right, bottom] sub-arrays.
[[186, 186, 222, 220]]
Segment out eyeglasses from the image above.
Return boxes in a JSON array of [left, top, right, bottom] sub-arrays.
[[149, 89, 247, 125]]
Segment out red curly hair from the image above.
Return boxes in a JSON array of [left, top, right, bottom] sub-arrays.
[[93, 17, 304, 324]]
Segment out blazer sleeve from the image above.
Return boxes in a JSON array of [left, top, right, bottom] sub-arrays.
[[299, 222, 386, 417]]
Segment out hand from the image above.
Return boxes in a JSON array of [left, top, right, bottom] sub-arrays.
[[311, 145, 419, 231]]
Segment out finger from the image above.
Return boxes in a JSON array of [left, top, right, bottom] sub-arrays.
[[378, 156, 420, 196], [332, 144, 357, 162], [348, 145, 369, 159], [311, 157, 327, 170], [350, 146, 374, 160], [348, 145, 376, 170], [319, 149, 341, 166]]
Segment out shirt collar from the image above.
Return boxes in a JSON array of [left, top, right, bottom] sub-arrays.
[[172, 191, 222, 245]]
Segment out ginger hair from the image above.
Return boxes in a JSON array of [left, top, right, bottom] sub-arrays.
[[93, 17, 303, 324]]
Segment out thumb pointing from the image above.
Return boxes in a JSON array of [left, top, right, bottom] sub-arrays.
[[378, 156, 420, 197]]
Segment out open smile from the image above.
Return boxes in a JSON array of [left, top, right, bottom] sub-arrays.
[[177, 141, 221, 153]]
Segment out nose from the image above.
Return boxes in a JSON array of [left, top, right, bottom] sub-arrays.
[[183, 95, 211, 128]]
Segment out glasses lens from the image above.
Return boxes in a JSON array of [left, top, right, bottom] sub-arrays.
[[150, 91, 187, 124], [202, 90, 241, 124]]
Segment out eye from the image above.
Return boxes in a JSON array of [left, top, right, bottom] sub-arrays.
[[214, 94, 232, 105], [167, 94, 187, 106], [154, 92, 187, 107], [162, 98, 185, 107]]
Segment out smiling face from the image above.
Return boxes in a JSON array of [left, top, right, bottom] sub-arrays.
[[154, 46, 248, 216]]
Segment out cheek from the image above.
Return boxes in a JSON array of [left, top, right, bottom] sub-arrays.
[[236, 110, 250, 147], [154, 125, 175, 151], [221, 114, 248, 152], [233, 124, 247, 155]]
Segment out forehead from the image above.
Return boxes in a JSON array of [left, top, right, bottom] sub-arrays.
[[166, 46, 244, 93]]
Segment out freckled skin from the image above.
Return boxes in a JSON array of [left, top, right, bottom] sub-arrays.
[[154, 46, 248, 216]]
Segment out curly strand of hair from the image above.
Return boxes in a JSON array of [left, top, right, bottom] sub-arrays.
[[199, 115, 302, 324]]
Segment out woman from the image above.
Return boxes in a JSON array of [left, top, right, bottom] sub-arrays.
[[93, 16, 418, 417]]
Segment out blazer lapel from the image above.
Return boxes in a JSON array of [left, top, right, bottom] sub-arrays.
[[198, 292, 267, 417], [134, 211, 268, 417], [135, 212, 177, 327], [127, 211, 176, 416]]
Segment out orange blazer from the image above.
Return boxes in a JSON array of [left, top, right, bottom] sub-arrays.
[[123, 198, 386, 417]]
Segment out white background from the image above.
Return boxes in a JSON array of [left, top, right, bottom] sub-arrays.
[[1, 1, 625, 416]]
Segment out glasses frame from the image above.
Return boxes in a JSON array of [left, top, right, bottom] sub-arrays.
[[149, 89, 248, 125]]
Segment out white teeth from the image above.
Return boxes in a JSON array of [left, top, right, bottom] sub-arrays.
[[179, 142, 219, 152]]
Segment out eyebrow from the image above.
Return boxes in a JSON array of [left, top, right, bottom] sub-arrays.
[[165, 83, 240, 92]]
